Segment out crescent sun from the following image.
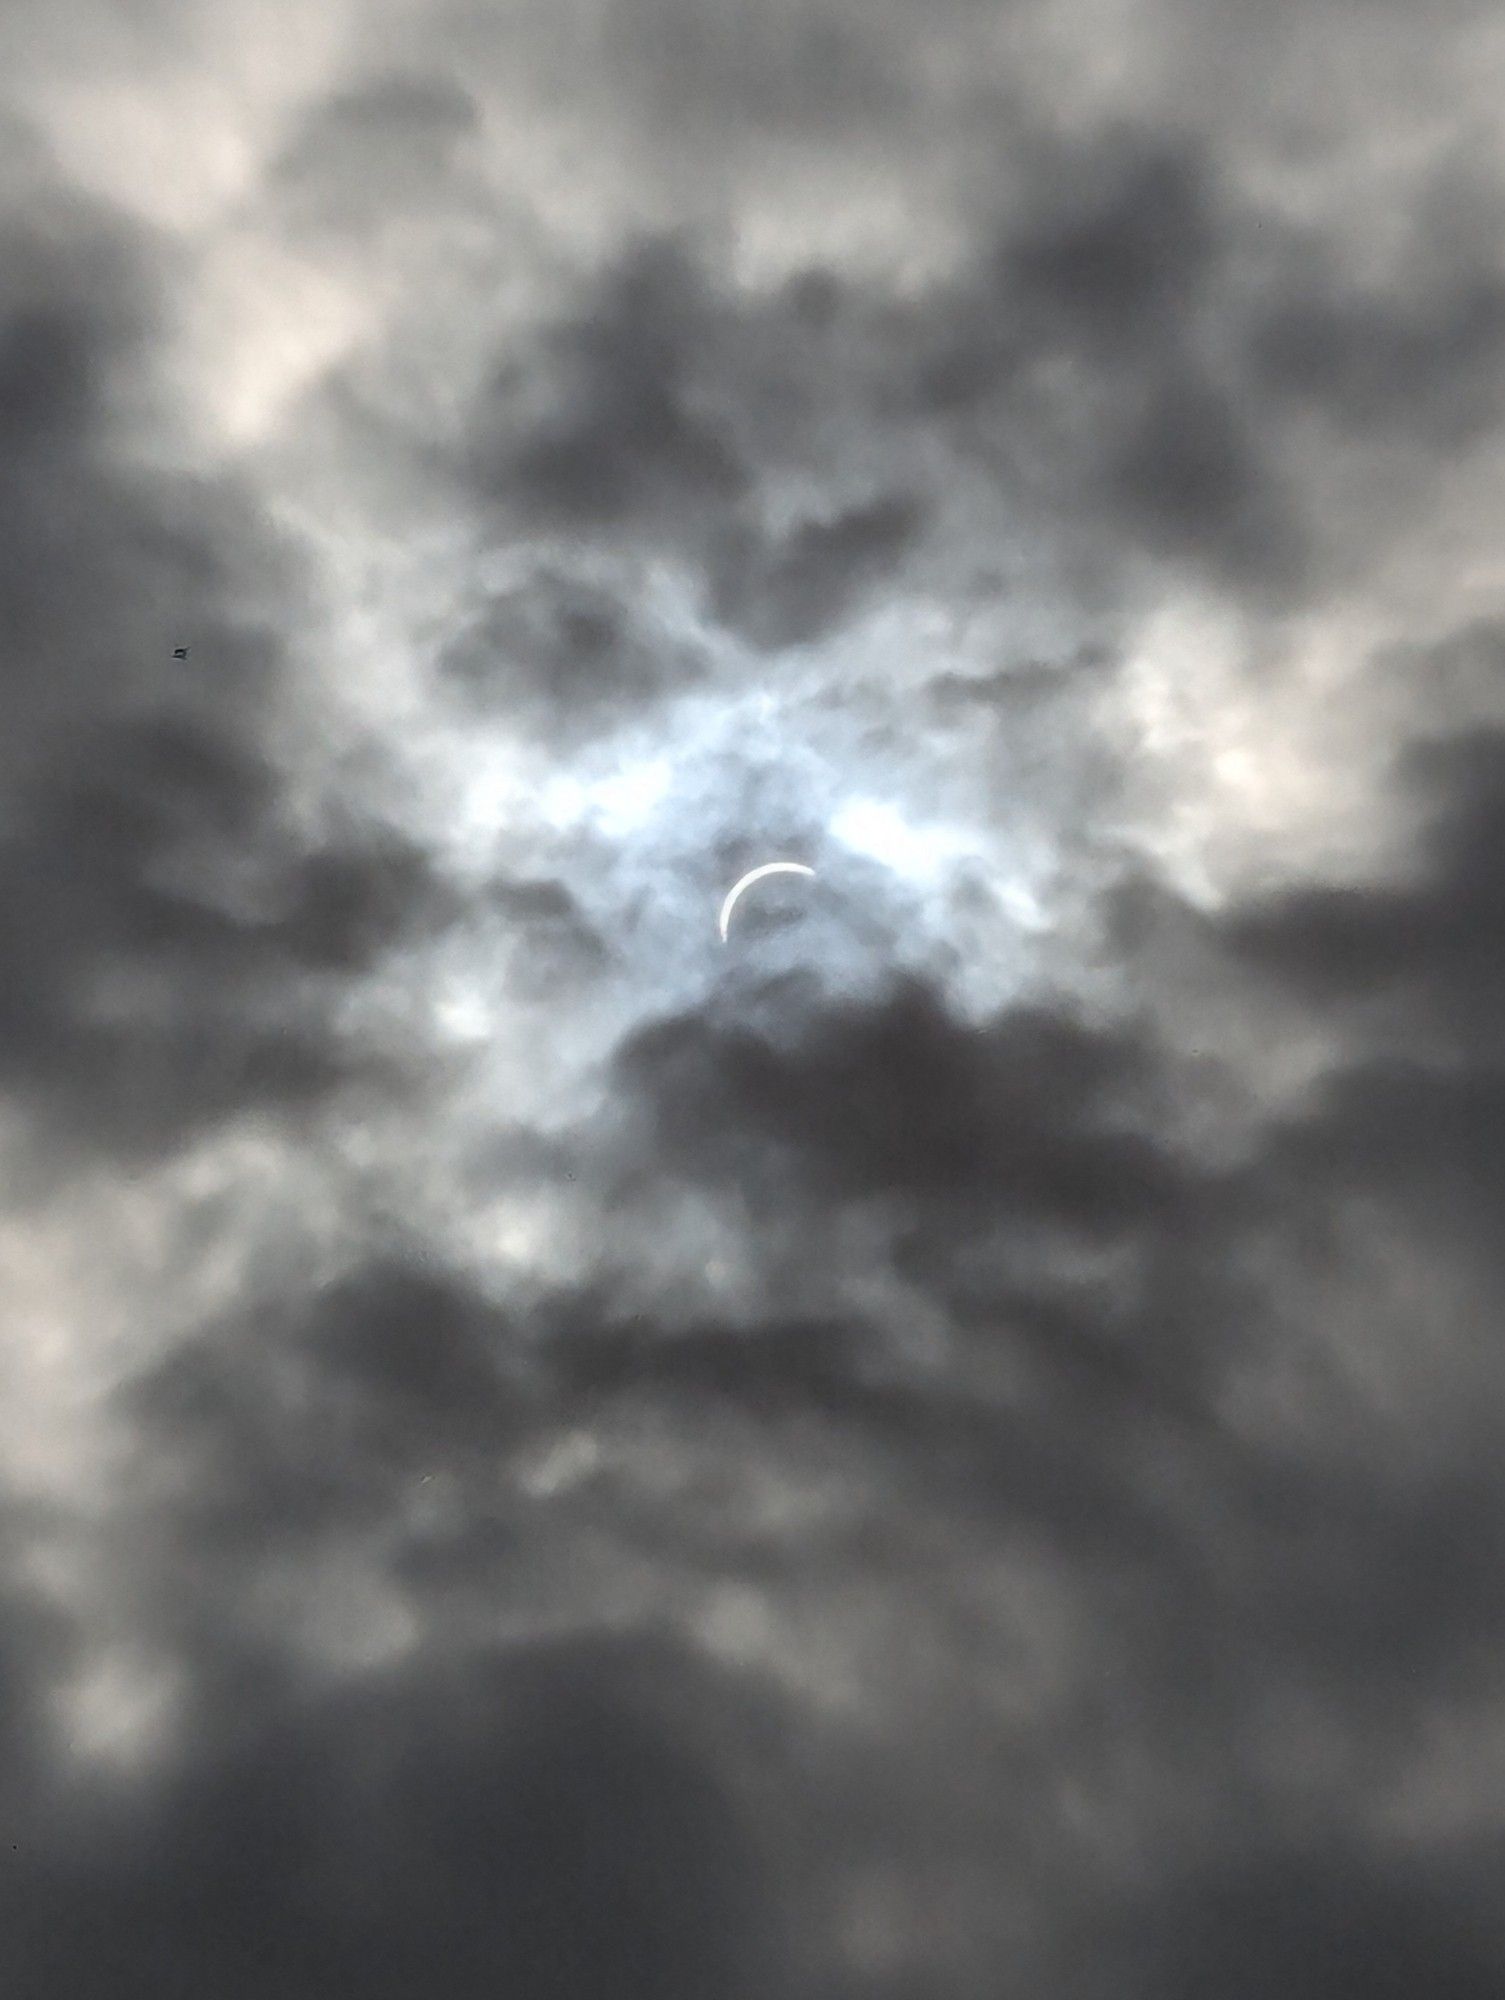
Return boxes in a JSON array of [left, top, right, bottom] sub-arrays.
[[718, 862, 816, 943]]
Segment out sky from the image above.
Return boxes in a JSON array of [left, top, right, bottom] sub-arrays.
[[2, 0, 1505, 1994]]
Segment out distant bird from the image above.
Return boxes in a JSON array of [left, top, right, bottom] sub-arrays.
[[173, 647, 189, 659]]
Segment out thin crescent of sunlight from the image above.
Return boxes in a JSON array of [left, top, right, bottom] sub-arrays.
[[718, 862, 817, 942]]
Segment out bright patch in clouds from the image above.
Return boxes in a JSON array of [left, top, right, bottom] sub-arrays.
[[830, 797, 975, 881], [540, 755, 675, 837]]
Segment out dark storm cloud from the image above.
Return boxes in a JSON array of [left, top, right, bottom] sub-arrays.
[[457, 131, 1312, 619], [455, 115, 1505, 643], [901, 129, 1311, 593], [1253, 1052, 1505, 1343], [1225, 719, 1505, 1253], [1084, 1837, 1503, 2000], [113, 1215, 1496, 2000], [612, 970, 1259, 1443], [36, 920, 1505, 2000], [0, 706, 452, 1160], [1226, 725, 1505, 1044], [1213, 714, 1505, 1291], [921, 125, 1505, 583], [617, 974, 1193, 1230], [9, 1634, 783, 2000], [1249, 247, 1505, 448], [0, 202, 455, 1165], [436, 560, 711, 732], [708, 490, 925, 650], [1100, 371, 1297, 586], [478, 238, 748, 531], [130, 1250, 532, 1551], [998, 139, 1218, 345], [540, 1295, 1217, 1569], [0, 1560, 71, 1813], [1246, 1410, 1505, 1694], [605, 886, 1505, 1672]]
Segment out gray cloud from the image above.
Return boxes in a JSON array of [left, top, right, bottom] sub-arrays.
[[269, 72, 483, 239], [1226, 726, 1505, 1042], [436, 560, 714, 737], [11, 1635, 784, 2000], [474, 238, 750, 532], [709, 491, 926, 650], [617, 975, 1193, 1229]]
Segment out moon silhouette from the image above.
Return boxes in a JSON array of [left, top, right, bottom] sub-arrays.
[[718, 862, 816, 943]]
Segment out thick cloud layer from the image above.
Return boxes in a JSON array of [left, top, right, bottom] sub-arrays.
[[2, 3, 1504, 1997]]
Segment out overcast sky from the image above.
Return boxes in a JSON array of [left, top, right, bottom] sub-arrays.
[[3, 0, 1505, 1994]]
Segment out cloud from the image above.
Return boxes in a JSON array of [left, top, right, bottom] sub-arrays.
[[0, 702, 450, 1161], [269, 71, 483, 237], [709, 491, 926, 650], [617, 973, 1191, 1229], [3, 4, 1505, 1997], [1089, 1839, 1503, 2000], [0, 202, 462, 1167], [1249, 237, 1505, 450], [436, 561, 714, 736], [1225, 726, 1505, 1042], [12, 1634, 782, 2000], [129, 1251, 531, 1549], [474, 238, 749, 533]]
